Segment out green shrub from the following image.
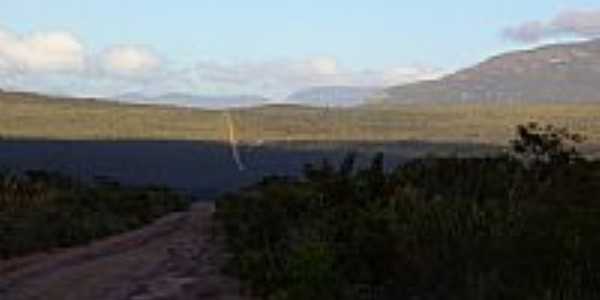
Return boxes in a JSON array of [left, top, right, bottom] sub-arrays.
[[215, 124, 600, 299], [0, 171, 190, 259]]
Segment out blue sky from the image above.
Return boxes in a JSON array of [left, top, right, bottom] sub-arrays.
[[0, 1, 599, 103]]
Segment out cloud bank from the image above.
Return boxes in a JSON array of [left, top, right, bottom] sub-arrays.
[[503, 8, 600, 43], [0, 24, 442, 103], [173, 58, 442, 99], [100, 46, 162, 77], [0, 29, 85, 72], [0, 26, 162, 77]]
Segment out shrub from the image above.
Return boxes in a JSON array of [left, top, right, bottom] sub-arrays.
[[215, 124, 600, 299], [0, 171, 190, 259]]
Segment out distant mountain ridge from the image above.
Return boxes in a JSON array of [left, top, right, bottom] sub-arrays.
[[373, 39, 600, 104], [115, 92, 272, 108], [287, 86, 381, 106]]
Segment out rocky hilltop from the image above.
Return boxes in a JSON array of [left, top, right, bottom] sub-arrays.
[[374, 39, 600, 104]]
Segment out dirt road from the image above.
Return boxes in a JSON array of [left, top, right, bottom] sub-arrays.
[[0, 202, 250, 300]]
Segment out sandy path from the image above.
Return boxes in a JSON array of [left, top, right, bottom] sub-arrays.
[[0, 202, 251, 300]]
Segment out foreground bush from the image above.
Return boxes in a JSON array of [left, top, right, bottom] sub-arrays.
[[215, 125, 600, 299], [0, 170, 190, 259]]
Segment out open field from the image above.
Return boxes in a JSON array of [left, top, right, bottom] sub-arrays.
[[3, 92, 600, 148]]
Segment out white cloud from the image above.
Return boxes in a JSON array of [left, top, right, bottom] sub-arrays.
[[0, 27, 162, 77], [0, 27, 85, 72], [503, 8, 600, 43], [3, 58, 443, 103], [99, 45, 162, 76], [183, 58, 443, 98], [303, 57, 339, 75], [381, 66, 443, 85], [0, 24, 442, 104]]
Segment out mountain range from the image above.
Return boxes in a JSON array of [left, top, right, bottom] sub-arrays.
[[5, 39, 600, 108], [373, 39, 600, 104], [286, 86, 381, 107], [114, 92, 272, 109]]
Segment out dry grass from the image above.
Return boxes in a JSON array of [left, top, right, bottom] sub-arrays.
[[3, 92, 600, 148], [0, 92, 226, 140]]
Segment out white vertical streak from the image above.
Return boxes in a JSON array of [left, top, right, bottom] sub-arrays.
[[224, 110, 246, 171]]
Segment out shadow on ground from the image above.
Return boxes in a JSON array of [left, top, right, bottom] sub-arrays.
[[0, 140, 500, 200]]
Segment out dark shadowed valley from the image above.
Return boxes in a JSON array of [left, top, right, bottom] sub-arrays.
[[0, 140, 496, 199]]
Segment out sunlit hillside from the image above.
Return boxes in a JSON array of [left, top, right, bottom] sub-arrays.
[[3, 91, 600, 151]]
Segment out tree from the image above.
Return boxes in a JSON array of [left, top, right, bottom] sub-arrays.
[[510, 122, 585, 169], [508, 122, 587, 203]]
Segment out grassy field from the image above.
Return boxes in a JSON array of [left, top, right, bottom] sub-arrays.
[[3, 91, 600, 148]]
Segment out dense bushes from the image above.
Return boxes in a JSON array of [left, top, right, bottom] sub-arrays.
[[0, 170, 189, 259], [215, 125, 600, 299]]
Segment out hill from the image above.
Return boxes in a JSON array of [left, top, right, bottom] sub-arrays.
[[115, 92, 271, 108], [3, 90, 600, 152], [287, 86, 381, 106], [374, 39, 600, 104]]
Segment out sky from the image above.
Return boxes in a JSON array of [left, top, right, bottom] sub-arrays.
[[0, 0, 600, 104]]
